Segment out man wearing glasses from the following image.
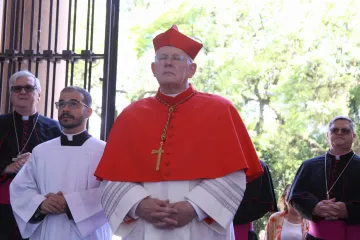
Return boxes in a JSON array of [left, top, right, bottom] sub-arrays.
[[10, 86, 112, 240], [0, 70, 61, 240], [289, 116, 360, 239], [95, 25, 263, 240]]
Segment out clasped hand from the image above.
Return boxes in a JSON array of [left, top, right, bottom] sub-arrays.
[[135, 198, 197, 229], [313, 198, 348, 220], [40, 191, 67, 215], [3, 152, 31, 174]]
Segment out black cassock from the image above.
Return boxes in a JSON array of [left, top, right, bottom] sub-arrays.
[[0, 111, 61, 240], [288, 151, 360, 240], [233, 160, 278, 240]]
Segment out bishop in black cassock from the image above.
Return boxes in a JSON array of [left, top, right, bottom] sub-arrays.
[[288, 116, 360, 240], [0, 70, 61, 240]]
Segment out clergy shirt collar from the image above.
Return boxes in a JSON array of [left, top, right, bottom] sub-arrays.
[[160, 83, 190, 97], [156, 84, 196, 106], [327, 150, 354, 161], [63, 129, 86, 141], [61, 129, 91, 146], [14, 111, 39, 121], [164, 92, 179, 97]]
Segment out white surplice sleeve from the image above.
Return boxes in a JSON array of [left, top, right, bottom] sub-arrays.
[[64, 179, 110, 238], [101, 181, 150, 236], [10, 154, 46, 238], [186, 170, 246, 234]]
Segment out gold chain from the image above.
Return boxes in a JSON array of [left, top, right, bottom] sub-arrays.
[[13, 111, 40, 156], [325, 152, 355, 199], [152, 91, 196, 171], [156, 91, 196, 143]]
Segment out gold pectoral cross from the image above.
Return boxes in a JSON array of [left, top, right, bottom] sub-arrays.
[[152, 144, 164, 171]]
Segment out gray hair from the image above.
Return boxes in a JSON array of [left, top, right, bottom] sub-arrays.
[[8, 70, 41, 93], [327, 116, 356, 132]]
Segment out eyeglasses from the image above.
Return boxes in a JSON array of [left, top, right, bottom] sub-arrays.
[[55, 99, 89, 109], [155, 54, 190, 62], [11, 85, 37, 93], [329, 127, 352, 135]]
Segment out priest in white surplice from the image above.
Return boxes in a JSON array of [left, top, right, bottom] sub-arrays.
[[10, 86, 112, 240], [95, 25, 264, 240]]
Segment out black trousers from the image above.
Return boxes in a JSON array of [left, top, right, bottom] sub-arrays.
[[0, 204, 27, 240], [248, 230, 258, 240]]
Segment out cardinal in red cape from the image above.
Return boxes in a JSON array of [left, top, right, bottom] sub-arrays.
[[95, 24, 263, 240]]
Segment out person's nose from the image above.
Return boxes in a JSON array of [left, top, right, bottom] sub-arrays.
[[19, 87, 27, 94], [338, 129, 346, 134], [62, 103, 71, 111], [164, 60, 173, 68]]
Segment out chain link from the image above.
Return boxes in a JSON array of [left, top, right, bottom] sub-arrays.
[[151, 91, 196, 171], [155, 91, 196, 143]]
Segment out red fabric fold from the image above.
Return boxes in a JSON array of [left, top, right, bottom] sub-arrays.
[[95, 85, 263, 182]]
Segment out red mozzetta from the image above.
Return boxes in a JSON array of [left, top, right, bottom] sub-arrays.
[[95, 85, 263, 182]]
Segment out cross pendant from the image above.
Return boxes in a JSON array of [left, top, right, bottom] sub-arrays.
[[326, 192, 330, 200], [12, 157, 18, 162], [152, 144, 164, 171]]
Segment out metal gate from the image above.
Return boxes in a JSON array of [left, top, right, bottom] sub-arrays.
[[0, 0, 119, 140]]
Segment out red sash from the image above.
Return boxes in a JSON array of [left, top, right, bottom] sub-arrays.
[[234, 222, 252, 239], [347, 225, 360, 240], [309, 221, 346, 240]]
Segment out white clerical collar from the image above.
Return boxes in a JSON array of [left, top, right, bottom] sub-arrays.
[[15, 110, 38, 121], [165, 93, 179, 97], [329, 150, 352, 161], [63, 129, 87, 141], [21, 113, 38, 121], [160, 84, 190, 97]]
